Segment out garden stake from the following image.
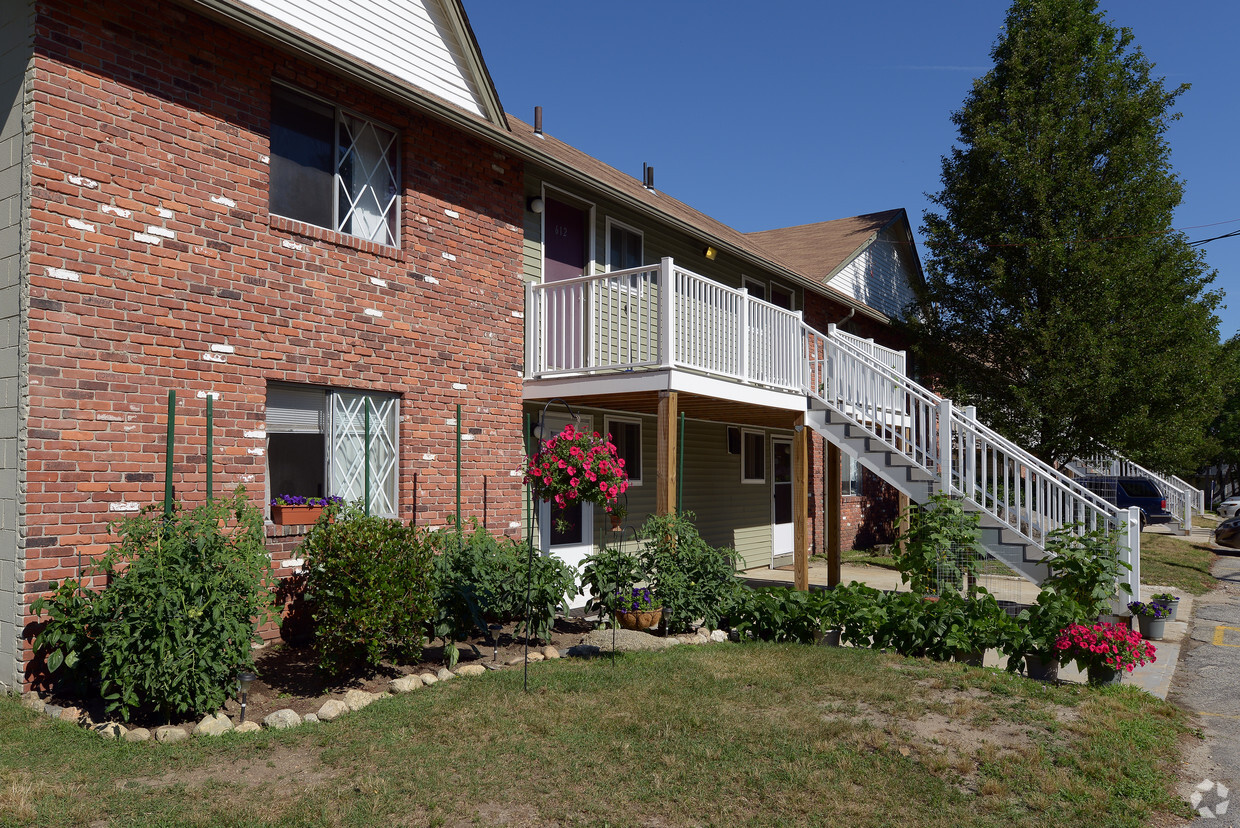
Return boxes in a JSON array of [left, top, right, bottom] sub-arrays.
[[164, 390, 175, 518], [523, 398, 576, 692], [456, 402, 462, 548], [205, 393, 213, 502], [364, 397, 371, 516]]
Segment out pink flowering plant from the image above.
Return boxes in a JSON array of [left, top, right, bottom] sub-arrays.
[[1054, 622, 1156, 673], [525, 423, 629, 530]]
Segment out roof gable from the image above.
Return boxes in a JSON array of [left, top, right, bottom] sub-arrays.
[[215, 0, 506, 124], [747, 211, 923, 320]]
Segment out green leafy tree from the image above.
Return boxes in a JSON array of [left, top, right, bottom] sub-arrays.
[[912, 0, 1224, 470], [1203, 336, 1240, 498]]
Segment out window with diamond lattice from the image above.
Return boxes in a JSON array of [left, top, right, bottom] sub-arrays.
[[266, 384, 399, 518], [270, 86, 399, 246]]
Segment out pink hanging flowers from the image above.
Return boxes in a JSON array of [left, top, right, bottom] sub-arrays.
[[525, 422, 629, 515]]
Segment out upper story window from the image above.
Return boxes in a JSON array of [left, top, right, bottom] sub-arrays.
[[269, 86, 400, 247], [607, 220, 643, 271]]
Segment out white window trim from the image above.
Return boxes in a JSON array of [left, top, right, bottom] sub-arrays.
[[603, 415, 643, 487], [768, 279, 796, 311], [539, 182, 596, 282], [741, 275, 766, 302], [269, 81, 402, 247], [741, 428, 766, 484], [604, 216, 644, 272]]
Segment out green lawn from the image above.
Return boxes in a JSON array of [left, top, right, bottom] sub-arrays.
[[1139, 532, 1218, 594], [0, 644, 1192, 827]]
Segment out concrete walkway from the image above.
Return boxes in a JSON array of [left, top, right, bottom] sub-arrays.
[[740, 556, 1189, 699]]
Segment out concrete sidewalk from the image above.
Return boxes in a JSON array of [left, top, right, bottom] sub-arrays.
[[740, 559, 1188, 699]]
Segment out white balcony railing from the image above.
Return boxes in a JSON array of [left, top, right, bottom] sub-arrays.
[[526, 258, 806, 393]]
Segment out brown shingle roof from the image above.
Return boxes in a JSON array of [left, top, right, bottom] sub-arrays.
[[505, 115, 892, 322], [746, 210, 908, 286]]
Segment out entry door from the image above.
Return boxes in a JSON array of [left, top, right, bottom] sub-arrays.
[[537, 412, 593, 608], [543, 197, 589, 371], [771, 437, 794, 563]]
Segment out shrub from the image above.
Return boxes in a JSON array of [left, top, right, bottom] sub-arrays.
[[302, 504, 434, 675], [579, 545, 646, 625], [33, 489, 273, 722], [893, 494, 983, 596], [515, 551, 575, 645], [724, 587, 833, 644]]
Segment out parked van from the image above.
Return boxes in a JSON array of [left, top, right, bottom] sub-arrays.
[[1076, 476, 1173, 528]]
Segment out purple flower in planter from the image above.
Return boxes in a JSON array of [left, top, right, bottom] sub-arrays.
[[616, 586, 658, 613], [272, 494, 346, 508]]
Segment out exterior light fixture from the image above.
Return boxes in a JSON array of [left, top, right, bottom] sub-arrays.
[[527, 196, 544, 214], [237, 671, 257, 724], [703, 245, 717, 260]]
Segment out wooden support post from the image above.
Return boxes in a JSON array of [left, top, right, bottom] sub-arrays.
[[656, 391, 678, 516], [827, 442, 842, 588], [793, 415, 809, 591]]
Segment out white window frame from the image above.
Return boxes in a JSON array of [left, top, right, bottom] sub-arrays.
[[265, 383, 401, 518], [603, 415, 643, 487], [270, 82, 401, 247], [604, 217, 644, 272], [741, 428, 766, 484], [768, 279, 796, 311], [742, 275, 767, 303], [843, 453, 862, 497]]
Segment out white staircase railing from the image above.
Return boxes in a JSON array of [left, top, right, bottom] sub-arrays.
[[1068, 454, 1203, 533], [803, 323, 1140, 598]]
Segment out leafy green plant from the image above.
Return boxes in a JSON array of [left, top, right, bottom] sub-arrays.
[[579, 545, 646, 626], [893, 494, 983, 596], [724, 587, 832, 644], [302, 504, 434, 675], [638, 512, 740, 633], [33, 489, 274, 722], [821, 582, 889, 647], [1038, 525, 1130, 618], [514, 552, 575, 645]]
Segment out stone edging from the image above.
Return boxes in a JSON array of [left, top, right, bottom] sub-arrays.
[[18, 629, 729, 743]]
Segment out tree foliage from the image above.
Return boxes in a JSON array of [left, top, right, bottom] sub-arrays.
[[912, 0, 1224, 471]]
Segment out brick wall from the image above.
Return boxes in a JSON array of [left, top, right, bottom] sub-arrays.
[[18, 0, 527, 681]]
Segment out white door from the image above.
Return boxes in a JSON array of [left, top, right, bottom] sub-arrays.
[[537, 412, 593, 608], [771, 437, 794, 564]]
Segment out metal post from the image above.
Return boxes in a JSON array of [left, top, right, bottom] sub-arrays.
[[937, 398, 953, 495], [164, 390, 175, 517], [456, 403, 462, 537], [677, 412, 685, 514], [364, 398, 371, 517], [205, 394, 213, 502]]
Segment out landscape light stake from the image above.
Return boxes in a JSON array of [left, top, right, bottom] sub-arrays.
[[523, 398, 576, 692], [237, 672, 256, 724]]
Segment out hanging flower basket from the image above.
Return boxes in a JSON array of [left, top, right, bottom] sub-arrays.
[[525, 423, 629, 530]]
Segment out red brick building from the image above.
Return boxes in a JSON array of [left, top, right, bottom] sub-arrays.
[[2, 0, 924, 690]]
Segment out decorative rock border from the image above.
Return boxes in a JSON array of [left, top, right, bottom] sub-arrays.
[[17, 628, 725, 742]]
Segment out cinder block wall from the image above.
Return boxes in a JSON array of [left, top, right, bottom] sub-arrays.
[[16, 0, 527, 685], [0, 0, 34, 693]]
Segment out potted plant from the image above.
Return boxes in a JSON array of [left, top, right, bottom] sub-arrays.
[[1006, 588, 1087, 682], [943, 591, 1013, 667], [1054, 622, 1157, 686], [579, 546, 645, 628], [525, 422, 629, 532], [1150, 592, 1180, 622], [1128, 600, 1172, 641], [270, 494, 343, 526], [615, 586, 662, 630]]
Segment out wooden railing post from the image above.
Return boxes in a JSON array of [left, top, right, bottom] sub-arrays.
[[659, 257, 675, 369], [937, 398, 953, 495]]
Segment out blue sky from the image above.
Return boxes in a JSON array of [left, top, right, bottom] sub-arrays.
[[467, 1, 1240, 341]]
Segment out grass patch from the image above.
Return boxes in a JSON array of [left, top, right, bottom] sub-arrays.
[[0, 644, 1192, 827], [1139, 532, 1218, 594], [837, 549, 899, 570]]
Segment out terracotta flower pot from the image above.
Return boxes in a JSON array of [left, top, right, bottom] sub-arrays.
[[616, 608, 663, 630]]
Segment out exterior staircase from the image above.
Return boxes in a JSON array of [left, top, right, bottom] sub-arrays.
[[803, 324, 1141, 600], [1065, 454, 1205, 535]]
